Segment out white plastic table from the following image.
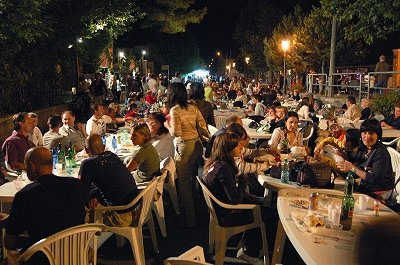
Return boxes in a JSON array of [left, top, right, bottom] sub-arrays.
[[271, 188, 397, 265]]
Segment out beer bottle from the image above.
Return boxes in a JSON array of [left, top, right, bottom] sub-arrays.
[[340, 171, 355, 231]]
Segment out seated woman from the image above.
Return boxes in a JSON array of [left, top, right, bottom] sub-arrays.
[[314, 128, 360, 172], [126, 123, 160, 183], [202, 132, 269, 262], [235, 89, 248, 105], [268, 111, 304, 152], [226, 123, 274, 175], [146, 112, 174, 161], [268, 106, 287, 133], [381, 102, 400, 129], [336, 119, 394, 196], [296, 97, 310, 120]]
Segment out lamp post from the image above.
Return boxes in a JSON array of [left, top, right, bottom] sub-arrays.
[[245, 57, 250, 78], [140, 50, 147, 76], [281, 40, 290, 94]]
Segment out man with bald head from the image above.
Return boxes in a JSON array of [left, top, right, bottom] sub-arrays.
[[79, 134, 139, 226], [5, 147, 85, 253]]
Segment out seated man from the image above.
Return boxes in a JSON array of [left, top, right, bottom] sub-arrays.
[[43, 114, 69, 150], [79, 134, 139, 226], [86, 104, 114, 136], [5, 147, 85, 255], [59, 111, 87, 152], [341, 95, 361, 122], [27, 112, 44, 147], [2, 112, 35, 171], [381, 102, 400, 130]]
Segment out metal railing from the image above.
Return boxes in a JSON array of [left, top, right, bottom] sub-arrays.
[[306, 70, 400, 101]]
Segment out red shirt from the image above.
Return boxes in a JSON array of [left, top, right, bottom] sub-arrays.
[[2, 131, 35, 166], [145, 95, 156, 105]]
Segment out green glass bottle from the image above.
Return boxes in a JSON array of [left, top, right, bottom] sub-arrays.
[[340, 171, 355, 231], [57, 143, 65, 167], [280, 131, 289, 154], [68, 141, 76, 168]]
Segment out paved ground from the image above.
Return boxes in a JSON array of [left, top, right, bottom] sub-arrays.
[[96, 187, 306, 265]]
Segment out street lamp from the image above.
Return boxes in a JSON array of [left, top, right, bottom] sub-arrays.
[[140, 50, 147, 76], [281, 40, 290, 94]]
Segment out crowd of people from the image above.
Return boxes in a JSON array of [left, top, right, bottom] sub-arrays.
[[0, 70, 399, 264]]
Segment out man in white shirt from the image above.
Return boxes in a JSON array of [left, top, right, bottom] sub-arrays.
[[59, 111, 87, 152], [147, 73, 158, 95], [343, 95, 361, 122], [27, 112, 44, 146], [86, 104, 113, 136]]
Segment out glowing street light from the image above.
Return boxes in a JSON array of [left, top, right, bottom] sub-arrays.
[[232, 62, 236, 68], [118, 51, 125, 58], [281, 40, 290, 94], [245, 57, 250, 64], [142, 50, 147, 56], [217, 51, 221, 56]]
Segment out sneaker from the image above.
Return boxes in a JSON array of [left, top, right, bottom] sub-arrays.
[[237, 247, 264, 265]]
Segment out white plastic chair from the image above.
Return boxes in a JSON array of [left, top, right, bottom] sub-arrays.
[[164, 246, 213, 265], [94, 178, 159, 265], [387, 147, 400, 201], [301, 124, 314, 147], [7, 223, 107, 265], [163, 159, 180, 215], [207, 125, 218, 136], [196, 177, 270, 265]]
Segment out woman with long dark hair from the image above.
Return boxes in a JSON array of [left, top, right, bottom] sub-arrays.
[[203, 133, 268, 263], [165, 82, 209, 227], [336, 119, 394, 195], [146, 112, 174, 161], [188, 82, 216, 127]]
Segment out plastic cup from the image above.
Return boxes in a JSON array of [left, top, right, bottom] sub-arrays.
[[331, 207, 341, 226], [55, 163, 63, 174], [328, 202, 334, 220], [331, 224, 343, 240], [358, 195, 369, 211], [14, 178, 25, 190]]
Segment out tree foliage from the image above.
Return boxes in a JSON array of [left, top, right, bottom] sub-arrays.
[[233, 0, 283, 75], [0, 0, 206, 115], [264, 6, 368, 75], [320, 0, 400, 44]]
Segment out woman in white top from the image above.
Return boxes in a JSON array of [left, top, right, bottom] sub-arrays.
[[268, 111, 303, 151], [146, 112, 174, 161], [165, 82, 209, 228], [296, 97, 310, 120]]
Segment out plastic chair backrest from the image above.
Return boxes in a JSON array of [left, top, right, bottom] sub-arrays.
[[388, 147, 400, 199], [137, 178, 159, 226], [164, 246, 212, 265], [16, 224, 106, 265], [207, 125, 218, 136], [196, 176, 219, 222], [302, 124, 314, 140]]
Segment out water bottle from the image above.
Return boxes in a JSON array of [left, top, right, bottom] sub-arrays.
[[65, 157, 73, 175], [112, 135, 118, 152], [67, 141, 76, 168], [281, 158, 290, 184], [101, 134, 106, 145], [51, 148, 58, 169]]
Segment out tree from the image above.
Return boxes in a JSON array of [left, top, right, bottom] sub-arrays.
[[320, 0, 400, 44], [0, 0, 206, 114], [233, 0, 283, 77]]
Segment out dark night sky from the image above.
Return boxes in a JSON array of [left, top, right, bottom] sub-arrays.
[[116, 0, 320, 62]]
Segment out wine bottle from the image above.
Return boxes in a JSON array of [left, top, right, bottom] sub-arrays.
[[340, 171, 355, 231]]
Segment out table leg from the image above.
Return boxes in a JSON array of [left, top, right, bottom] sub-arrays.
[[271, 220, 286, 265]]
